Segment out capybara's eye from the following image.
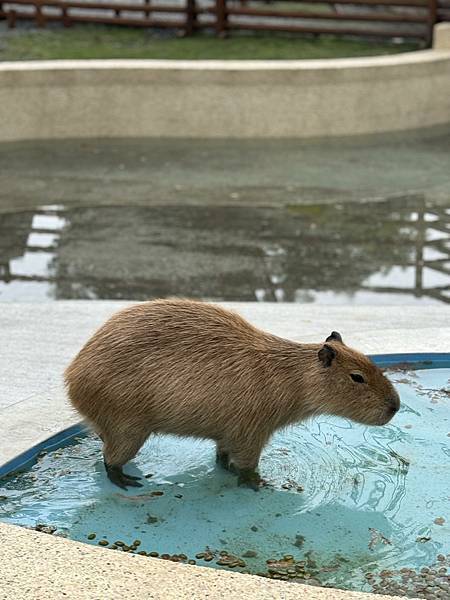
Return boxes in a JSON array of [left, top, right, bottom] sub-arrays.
[[350, 373, 365, 384]]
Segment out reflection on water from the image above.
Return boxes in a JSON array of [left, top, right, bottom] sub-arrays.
[[0, 368, 449, 596], [0, 197, 449, 304]]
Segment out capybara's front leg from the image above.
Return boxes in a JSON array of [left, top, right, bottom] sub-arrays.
[[229, 440, 265, 491]]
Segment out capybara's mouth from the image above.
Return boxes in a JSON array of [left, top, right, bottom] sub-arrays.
[[376, 408, 398, 426]]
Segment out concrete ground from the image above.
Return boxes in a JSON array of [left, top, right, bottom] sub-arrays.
[[1, 129, 450, 210], [0, 300, 449, 599]]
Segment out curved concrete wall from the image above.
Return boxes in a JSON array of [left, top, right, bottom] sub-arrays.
[[1, 49, 450, 140]]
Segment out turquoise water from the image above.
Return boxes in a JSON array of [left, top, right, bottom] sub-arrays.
[[1, 367, 449, 596]]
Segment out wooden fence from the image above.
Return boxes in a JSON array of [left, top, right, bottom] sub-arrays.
[[1, 0, 449, 45]]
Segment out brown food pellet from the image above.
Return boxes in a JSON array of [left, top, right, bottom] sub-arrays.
[[216, 559, 229, 566]]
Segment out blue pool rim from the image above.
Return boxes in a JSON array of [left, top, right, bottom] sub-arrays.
[[1, 352, 449, 479]]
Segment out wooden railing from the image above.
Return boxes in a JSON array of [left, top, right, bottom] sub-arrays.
[[0, 0, 448, 45]]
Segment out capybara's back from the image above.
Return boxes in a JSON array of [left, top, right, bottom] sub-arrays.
[[65, 298, 400, 489]]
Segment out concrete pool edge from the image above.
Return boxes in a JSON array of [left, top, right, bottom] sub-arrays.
[[0, 37, 450, 140], [0, 522, 405, 600]]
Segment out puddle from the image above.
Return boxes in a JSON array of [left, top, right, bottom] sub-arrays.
[[1, 133, 449, 304], [1, 367, 449, 596], [0, 198, 449, 304]]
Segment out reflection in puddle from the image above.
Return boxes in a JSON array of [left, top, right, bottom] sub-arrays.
[[0, 367, 449, 597], [0, 198, 448, 303], [0, 205, 67, 301]]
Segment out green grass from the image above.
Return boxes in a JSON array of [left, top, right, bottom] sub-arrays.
[[0, 26, 420, 61]]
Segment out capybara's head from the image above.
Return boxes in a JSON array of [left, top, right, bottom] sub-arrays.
[[317, 331, 400, 426]]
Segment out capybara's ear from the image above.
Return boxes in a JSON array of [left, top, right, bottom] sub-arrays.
[[325, 331, 343, 344], [318, 344, 336, 367]]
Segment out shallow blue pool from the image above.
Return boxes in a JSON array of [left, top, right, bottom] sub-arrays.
[[0, 355, 449, 596]]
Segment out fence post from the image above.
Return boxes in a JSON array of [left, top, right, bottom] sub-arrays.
[[185, 0, 196, 36], [7, 8, 16, 27], [215, 0, 227, 37], [62, 5, 71, 26], [144, 0, 150, 20], [35, 0, 46, 27], [427, 0, 437, 47]]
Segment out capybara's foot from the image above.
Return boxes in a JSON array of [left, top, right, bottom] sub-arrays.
[[237, 468, 262, 491], [104, 462, 143, 490], [216, 450, 231, 471]]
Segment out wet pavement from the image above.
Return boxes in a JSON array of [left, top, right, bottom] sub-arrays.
[[0, 130, 449, 304]]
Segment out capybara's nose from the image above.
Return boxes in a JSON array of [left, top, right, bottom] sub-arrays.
[[388, 396, 400, 414]]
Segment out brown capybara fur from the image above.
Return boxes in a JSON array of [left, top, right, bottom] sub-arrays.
[[65, 298, 400, 489]]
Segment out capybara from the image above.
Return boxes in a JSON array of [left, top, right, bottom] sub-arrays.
[[65, 299, 400, 490]]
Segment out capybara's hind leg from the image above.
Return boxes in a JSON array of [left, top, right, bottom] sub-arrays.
[[102, 430, 148, 490], [104, 463, 142, 490]]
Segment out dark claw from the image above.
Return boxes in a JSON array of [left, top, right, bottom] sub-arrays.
[[124, 477, 143, 488], [105, 462, 143, 490], [123, 473, 141, 481], [237, 468, 262, 492]]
